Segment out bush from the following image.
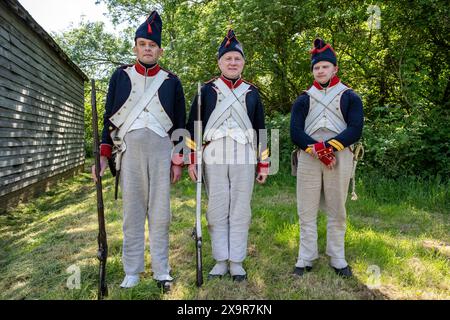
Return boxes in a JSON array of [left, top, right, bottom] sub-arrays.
[[265, 103, 450, 179], [265, 112, 294, 174], [361, 106, 450, 178]]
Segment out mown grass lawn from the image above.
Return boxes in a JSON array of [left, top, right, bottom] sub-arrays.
[[0, 161, 448, 300]]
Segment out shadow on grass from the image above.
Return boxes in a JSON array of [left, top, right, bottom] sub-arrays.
[[1, 165, 448, 299], [245, 170, 449, 300], [0, 166, 196, 300]]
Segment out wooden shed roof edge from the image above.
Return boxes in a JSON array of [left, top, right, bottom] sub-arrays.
[[4, 0, 89, 82]]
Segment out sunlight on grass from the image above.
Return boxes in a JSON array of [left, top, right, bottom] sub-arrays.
[[273, 223, 298, 249], [0, 166, 448, 300]]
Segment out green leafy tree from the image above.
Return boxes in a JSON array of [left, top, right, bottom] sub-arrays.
[[56, 0, 449, 176], [53, 20, 134, 156]]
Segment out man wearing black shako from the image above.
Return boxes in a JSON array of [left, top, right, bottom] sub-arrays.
[[91, 11, 186, 292], [186, 29, 269, 282], [290, 38, 364, 278]]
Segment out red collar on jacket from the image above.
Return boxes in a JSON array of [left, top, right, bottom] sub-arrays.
[[313, 75, 340, 90], [220, 75, 243, 89], [134, 60, 161, 76]]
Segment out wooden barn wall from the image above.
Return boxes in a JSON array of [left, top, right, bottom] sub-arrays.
[[0, 1, 85, 210]]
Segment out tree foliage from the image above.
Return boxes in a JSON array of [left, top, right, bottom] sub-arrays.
[[54, 0, 449, 176]]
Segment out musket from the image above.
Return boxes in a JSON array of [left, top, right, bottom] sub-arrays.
[[192, 82, 203, 287], [91, 79, 108, 299]]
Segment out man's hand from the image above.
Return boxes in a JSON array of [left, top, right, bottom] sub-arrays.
[[91, 156, 108, 183], [326, 157, 337, 170], [187, 164, 197, 182], [309, 142, 337, 169], [256, 173, 267, 184], [171, 165, 182, 184], [256, 162, 269, 184]]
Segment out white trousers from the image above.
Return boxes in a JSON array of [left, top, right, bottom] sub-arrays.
[[204, 137, 255, 263], [120, 128, 173, 281], [296, 146, 353, 269]]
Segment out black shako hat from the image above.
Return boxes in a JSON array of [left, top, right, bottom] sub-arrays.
[[310, 38, 337, 69], [135, 11, 162, 47], [218, 29, 245, 59]]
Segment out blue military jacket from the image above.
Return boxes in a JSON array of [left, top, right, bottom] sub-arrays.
[[290, 78, 364, 152], [186, 76, 268, 161], [100, 62, 186, 157]]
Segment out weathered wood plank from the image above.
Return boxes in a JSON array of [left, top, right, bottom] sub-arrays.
[[0, 6, 86, 85], [0, 105, 83, 130], [0, 151, 84, 179], [0, 22, 84, 108], [0, 18, 85, 95], [0, 148, 84, 169], [0, 28, 83, 95], [0, 143, 83, 157], [0, 2, 87, 201], [0, 76, 84, 122], [0, 137, 84, 148], [0, 54, 83, 111], [0, 38, 84, 104], [0, 127, 83, 139], [0, 156, 85, 184], [0, 164, 84, 213], [0, 29, 84, 98], [0, 36, 83, 104], [0, 118, 84, 135], [0, 158, 85, 197], [0, 86, 84, 126]]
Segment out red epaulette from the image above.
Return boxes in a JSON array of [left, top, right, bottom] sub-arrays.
[[341, 81, 352, 89], [204, 76, 218, 84], [303, 85, 313, 94], [242, 79, 258, 89], [119, 64, 134, 70]]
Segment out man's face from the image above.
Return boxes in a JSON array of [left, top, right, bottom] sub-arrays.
[[218, 51, 245, 79], [134, 38, 163, 65], [312, 61, 338, 84]]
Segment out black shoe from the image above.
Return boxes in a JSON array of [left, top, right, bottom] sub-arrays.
[[293, 266, 313, 277], [156, 280, 172, 293], [332, 265, 353, 278], [232, 274, 247, 282]]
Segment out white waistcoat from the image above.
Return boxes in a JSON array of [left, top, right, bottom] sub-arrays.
[[205, 79, 253, 146], [124, 67, 169, 137], [210, 86, 249, 144], [305, 82, 349, 136]]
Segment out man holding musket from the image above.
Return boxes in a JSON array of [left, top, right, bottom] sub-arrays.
[[91, 11, 186, 291], [186, 29, 269, 282]]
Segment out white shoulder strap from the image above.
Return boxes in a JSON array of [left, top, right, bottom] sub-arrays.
[[204, 79, 250, 137], [112, 70, 168, 140], [306, 82, 349, 107]]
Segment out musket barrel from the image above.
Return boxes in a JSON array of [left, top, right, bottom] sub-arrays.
[[91, 79, 108, 299], [194, 81, 203, 287], [196, 82, 203, 238]]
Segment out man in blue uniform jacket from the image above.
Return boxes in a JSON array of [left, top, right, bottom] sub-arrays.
[[186, 29, 269, 282], [290, 38, 363, 278], [91, 11, 186, 292]]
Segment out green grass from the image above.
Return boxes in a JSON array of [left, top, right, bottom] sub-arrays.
[[0, 162, 448, 300]]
